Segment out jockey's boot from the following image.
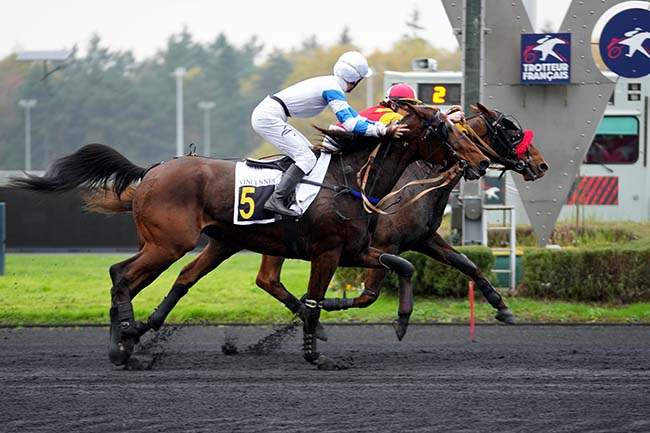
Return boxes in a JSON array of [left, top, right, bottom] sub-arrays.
[[264, 164, 305, 218]]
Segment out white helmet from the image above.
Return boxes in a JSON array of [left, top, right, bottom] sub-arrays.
[[333, 51, 372, 83]]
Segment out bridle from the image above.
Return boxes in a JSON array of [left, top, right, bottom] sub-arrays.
[[353, 106, 466, 215], [467, 110, 533, 174]]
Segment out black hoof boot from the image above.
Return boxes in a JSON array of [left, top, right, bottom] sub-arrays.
[[109, 306, 132, 366], [290, 295, 328, 341], [314, 322, 328, 341], [108, 303, 148, 366], [495, 307, 516, 325], [392, 312, 410, 341], [303, 333, 320, 364]]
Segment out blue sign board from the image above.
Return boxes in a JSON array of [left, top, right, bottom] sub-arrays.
[[599, 8, 650, 78], [521, 33, 571, 84]]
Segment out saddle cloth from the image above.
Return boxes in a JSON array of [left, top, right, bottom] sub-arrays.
[[233, 152, 331, 225]]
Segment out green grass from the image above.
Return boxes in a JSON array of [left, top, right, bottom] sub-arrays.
[[1, 253, 649, 325]]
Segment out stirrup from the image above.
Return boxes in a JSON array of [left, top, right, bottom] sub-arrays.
[[264, 198, 300, 218]]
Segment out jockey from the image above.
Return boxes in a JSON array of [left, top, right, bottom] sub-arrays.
[[323, 82, 465, 152], [350, 82, 463, 127], [251, 51, 408, 218]]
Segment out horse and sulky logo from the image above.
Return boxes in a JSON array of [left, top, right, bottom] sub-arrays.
[[599, 8, 650, 78], [521, 33, 571, 84]]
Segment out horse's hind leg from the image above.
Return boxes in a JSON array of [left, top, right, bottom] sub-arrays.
[[255, 255, 327, 341], [414, 233, 515, 324], [108, 245, 187, 366], [146, 238, 240, 331], [302, 249, 342, 364]]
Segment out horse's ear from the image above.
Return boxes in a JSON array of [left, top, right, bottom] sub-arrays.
[[401, 101, 418, 116], [476, 102, 491, 115], [470, 104, 480, 114]]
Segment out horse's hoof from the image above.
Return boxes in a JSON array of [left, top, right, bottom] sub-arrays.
[[303, 352, 321, 365], [495, 307, 516, 325], [392, 319, 408, 341], [108, 341, 133, 366], [315, 322, 328, 341], [317, 355, 339, 370]]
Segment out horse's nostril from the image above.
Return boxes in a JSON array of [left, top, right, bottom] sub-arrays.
[[539, 162, 549, 172], [479, 159, 490, 171]]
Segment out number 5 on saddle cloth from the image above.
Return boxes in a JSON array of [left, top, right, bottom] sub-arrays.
[[233, 153, 331, 225]]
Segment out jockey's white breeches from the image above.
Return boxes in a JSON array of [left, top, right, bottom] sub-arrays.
[[251, 96, 317, 174]]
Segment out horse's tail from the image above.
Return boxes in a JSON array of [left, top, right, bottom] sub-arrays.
[[8, 143, 147, 197], [82, 185, 137, 214]]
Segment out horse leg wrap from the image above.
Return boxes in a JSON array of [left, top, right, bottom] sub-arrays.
[[302, 304, 321, 363], [302, 303, 321, 334], [379, 253, 415, 278], [283, 293, 306, 316], [108, 302, 145, 365], [289, 294, 328, 341], [448, 250, 502, 307], [476, 279, 515, 324], [476, 278, 503, 308], [303, 332, 320, 364], [116, 302, 145, 340], [319, 297, 354, 311], [147, 284, 189, 331], [447, 251, 478, 276]]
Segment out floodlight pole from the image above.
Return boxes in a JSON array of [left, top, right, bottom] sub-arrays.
[[171, 67, 187, 157], [18, 99, 37, 171], [198, 101, 216, 157]]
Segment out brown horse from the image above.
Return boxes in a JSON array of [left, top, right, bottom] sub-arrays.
[[9, 104, 489, 366], [254, 103, 548, 339]]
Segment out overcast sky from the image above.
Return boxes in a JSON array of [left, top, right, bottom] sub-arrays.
[[0, 0, 586, 60]]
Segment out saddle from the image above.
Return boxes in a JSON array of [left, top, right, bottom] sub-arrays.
[[245, 155, 294, 172]]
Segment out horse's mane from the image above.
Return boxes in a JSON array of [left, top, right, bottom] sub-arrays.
[[311, 125, 384, 154]]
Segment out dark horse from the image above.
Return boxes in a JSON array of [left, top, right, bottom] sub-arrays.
[[254, 103, 549, 338], [9, 104, 490, 366]]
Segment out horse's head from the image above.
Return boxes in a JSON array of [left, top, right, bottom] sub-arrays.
[[469, 102, 549, 181], [400, 103, 490, 180]]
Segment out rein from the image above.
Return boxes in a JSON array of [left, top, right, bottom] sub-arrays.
[[354, 141, 463, 216]]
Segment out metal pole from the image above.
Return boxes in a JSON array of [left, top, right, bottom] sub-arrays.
[[459, 0, 485, 245], [198, 101, 216, 157], [463, 0, 482, 114], [171, 67, 186, 157], [18, 99, 37, 171]]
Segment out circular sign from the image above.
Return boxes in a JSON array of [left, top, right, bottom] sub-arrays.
[[599, 8, 650, 78]]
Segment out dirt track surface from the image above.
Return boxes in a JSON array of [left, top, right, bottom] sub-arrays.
[[1, 324, 649, 433]]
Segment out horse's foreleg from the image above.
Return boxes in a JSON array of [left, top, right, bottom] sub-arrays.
[[147, 239, 239, 331], [256, 255, 327, 341], [320, 247, 414, 341], [414, 233, 515, 324], [302, 249, 341, 364]]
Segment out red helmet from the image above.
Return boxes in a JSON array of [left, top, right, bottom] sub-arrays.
[[386, 83, 420, 103]]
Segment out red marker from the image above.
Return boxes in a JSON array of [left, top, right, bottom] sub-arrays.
[[469, 281, 475, 343]]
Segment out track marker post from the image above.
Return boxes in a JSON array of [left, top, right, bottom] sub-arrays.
[[469, 280, 475, 342]]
